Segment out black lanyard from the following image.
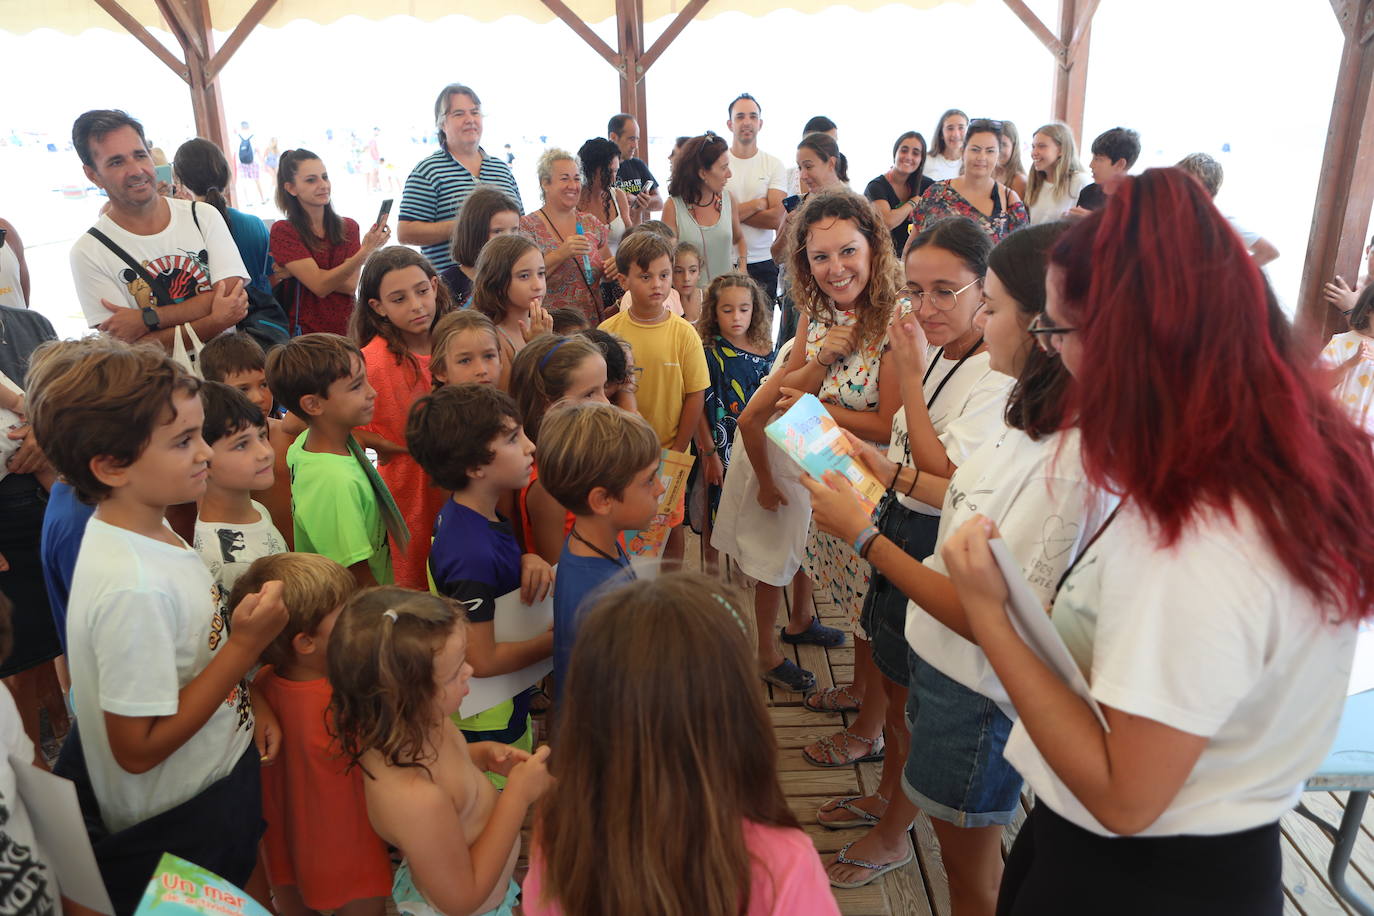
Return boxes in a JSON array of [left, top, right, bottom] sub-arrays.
[[922, 337, 985, 410], [1051, 503, 1123, 600], [570, 526, 636, 576]]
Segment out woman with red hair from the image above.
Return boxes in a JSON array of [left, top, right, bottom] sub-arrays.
[[942, 167, 1374, 915]]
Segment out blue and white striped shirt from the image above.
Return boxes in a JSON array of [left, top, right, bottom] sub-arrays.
[[398, 147, 524, 272]]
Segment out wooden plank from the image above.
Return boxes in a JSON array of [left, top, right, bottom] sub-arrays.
[[780, 768, 862, 797], [1052, 0, 1092, 143], [830, 884, 888, 915], [153, 0, 205, 61], [1279, 821, 1357, 914], [1285, 805, 1374, 910], [1065, 0, 1101, 60], [91, 0, 188, 81], [770, 705, 843, 728], [206, 0, 278, 80], [1297, 793, 1374, 893], [910, 811, 950, 916], [999, 0, 1064, 57], [776, 724, 854, 750]]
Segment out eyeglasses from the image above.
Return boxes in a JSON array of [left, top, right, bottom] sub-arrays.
[[899, 277, 982, 312], [1028, 312, 1078, 353]]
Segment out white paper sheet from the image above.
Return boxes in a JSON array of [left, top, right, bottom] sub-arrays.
[[989, 538, 1110, 731], [10, 754, 115, 914], [459, 582, 554, 719]]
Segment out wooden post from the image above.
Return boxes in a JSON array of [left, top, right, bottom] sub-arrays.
[[1298, 0, 1374, 342], [1052, 0, 1098, 142], [1001, 0, 1100, 144]]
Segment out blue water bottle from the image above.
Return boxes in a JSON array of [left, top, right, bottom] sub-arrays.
[[575, 221, 593, 285]]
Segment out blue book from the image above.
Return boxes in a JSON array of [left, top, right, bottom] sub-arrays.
[[764, 393, 885, 513]]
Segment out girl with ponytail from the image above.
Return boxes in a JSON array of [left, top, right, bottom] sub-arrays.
[[173, 137, 274, 299]]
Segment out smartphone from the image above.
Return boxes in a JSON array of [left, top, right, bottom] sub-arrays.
[[155, 163, 173, 186], [644, 180, 658, 195], [376, 198, 394, 226], [782, 194, 803, 213]]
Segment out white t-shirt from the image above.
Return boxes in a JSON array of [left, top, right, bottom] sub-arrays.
[[66, 518, 255, 833], [1028, 171, 1090, 225], [1225, 215, 1262, 249], [924, 153, 963, 181], [1004, 502, 1358, 837], [68, 198, 248, 329], [193, 500, 287, 624], [906, 428, 1114, 716], [0, 687, 60, 916], [0, 243, 25, 310], [726, 149, 788, 264], [887, 347, 1010, 514]]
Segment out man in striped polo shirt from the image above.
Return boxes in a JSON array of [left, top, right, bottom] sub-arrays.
[[398, 83, 523, 273]]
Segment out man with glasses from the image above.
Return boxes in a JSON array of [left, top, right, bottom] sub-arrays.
[[724, 93, 787, 302], [398, 84, 523, 273], [608, 114, 662, 226]]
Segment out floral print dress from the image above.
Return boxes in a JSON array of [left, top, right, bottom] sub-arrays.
[[911, 179, 1029, 243], [803, 309, 888, 637]]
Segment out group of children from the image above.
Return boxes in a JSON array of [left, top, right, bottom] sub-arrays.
[[21, 188, 839, 916]]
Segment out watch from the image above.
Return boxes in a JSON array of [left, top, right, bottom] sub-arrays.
[[141, 306, 160, 331]]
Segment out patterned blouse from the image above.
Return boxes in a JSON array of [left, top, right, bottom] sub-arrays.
[[911, 180, 1029, 243], [520, 209, 610, 323]]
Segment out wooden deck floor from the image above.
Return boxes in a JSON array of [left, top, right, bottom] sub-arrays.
[[759, 590, 1374, 915]]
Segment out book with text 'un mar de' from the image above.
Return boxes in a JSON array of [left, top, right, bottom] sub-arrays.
[[764, 393, 885, 515]]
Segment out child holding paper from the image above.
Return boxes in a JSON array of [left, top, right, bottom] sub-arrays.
[[406, 383, 553, 761], [599, 231, 709, 565]]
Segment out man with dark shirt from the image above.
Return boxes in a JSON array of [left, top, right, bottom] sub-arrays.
[[609, 114, 663, 226]]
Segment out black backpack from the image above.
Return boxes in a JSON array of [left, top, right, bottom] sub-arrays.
[[238, 134, 254, 164]]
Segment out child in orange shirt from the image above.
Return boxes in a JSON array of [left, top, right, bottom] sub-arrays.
[[235, 552, 391, 916], [352, 248, 455, 589]]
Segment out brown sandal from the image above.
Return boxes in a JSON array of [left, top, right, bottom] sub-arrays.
[[802, 730, 885, 767], [804, 684, 862, 713]]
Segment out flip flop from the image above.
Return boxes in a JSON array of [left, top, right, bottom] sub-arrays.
[[804, 685, 862, 713], [829, 840, 915, 889], [817, 793, 888, 829], [802, 730, 884, 767]]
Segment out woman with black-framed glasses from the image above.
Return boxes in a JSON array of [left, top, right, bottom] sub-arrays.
[[1027, 312, 1077, 353], [912, 119, 1029, 244]]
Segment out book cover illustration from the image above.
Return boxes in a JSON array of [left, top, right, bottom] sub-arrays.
[[764, 393, 885, 514]]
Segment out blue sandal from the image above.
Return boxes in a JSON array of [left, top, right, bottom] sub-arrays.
[[780, 617, 845, 648], [761, 659, 816, 693]]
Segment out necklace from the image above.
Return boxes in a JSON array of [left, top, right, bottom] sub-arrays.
[[570, 525, 633, 570], [686, 193, 721, 220]]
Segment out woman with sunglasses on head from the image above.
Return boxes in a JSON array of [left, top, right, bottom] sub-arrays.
[[939, 169, 1374, 915], [913, 120, 1028, 245], [865, 131, 933, 255]]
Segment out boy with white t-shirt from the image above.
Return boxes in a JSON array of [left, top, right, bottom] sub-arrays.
[[724, 94, 788, 299], [29, 338, 286, 915], [67, 109, 249, 347], [193, 381, 287, 626]]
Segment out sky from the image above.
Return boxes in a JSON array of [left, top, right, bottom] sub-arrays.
[[0, 0, 1347, 339]]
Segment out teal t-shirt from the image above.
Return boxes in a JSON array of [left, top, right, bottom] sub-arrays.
[[286, 432, 393, 584]]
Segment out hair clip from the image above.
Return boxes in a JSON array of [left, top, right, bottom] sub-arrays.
[[383, 609, 398, 622], [712, 593, 747, 636]]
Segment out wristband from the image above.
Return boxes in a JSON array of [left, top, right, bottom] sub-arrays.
[[860, 532, 881, 559], [817, 352, 836, 368], [905, 467, 921, 497], [852, 525, 880, 556], [888, 464, 901, 491]]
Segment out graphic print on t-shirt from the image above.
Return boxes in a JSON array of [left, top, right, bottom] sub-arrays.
[[121, 247, 211, 309], [0, 799, 55, 916]]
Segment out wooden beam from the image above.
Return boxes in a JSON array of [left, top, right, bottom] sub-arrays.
[[639, 0, 709, 72], [207, 0, 280, 80], [536, 0, 621, 68], [153, 0, 206, 62], [1066, 0, 1100, 61], [616, 0, 647, 140], [91, 0, 189, 81], [1000, 0, 1064, 58], [1298, 0, 1374, 343], [1051, 0, 1093, 142]]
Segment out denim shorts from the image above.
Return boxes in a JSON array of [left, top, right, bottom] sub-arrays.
[[902, 649, 1023, 828], [859, 496, 941, 687]]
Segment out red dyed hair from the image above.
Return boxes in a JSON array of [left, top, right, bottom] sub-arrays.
[[1051, 167, 1374, 622]]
